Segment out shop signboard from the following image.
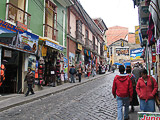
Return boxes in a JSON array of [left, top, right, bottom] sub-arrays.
[[130, 48, 144, 60], [0, 19, 38, 54], [45, 41, 63, 51], [138, 112, 160, 120], [77, 43, 82, 51], [116, 48, 129, 56]]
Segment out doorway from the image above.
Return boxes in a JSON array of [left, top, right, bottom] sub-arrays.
[[0, 48, 22, 94]]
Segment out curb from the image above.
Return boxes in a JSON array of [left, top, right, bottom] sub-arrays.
[[0, 72, 112, 112]]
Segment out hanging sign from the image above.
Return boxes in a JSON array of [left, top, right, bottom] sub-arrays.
[[77, 44, 82, 51]]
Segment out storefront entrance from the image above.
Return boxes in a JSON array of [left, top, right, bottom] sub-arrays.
[[0, 48, 22, 94]]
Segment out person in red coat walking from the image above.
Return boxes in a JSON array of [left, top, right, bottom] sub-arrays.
[[136, 69, 158, 112], [112, 65, 133, 120]]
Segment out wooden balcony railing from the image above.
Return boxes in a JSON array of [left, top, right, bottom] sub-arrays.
[[6, 3, 31, 29], [85, 38, 93, 49], [43, 24, 58, 41], [75, 30, 84, 44]]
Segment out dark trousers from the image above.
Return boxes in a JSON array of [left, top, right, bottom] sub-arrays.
[[78, 73, 81, 82], [25, 84, 34, 96]]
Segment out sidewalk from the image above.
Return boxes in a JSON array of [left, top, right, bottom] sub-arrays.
[[0, 72, 111, 112]]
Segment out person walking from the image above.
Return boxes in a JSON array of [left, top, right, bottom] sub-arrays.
[[132, 64, 141, 83], [112, 65, 133, 120], [136, 69, 158, 112], [126, 66, 139, 112], [25, 68, 35, 97], [92, 66, 96, 77], [69, 65, 76, 83], [78, 65, 83, 82], [87, 65, 91, 79]]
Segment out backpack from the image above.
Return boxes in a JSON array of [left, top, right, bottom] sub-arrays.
[[70, 68, 76, 74]]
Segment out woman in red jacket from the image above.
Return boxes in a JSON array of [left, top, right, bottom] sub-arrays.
[[136, 69, 158, 112]]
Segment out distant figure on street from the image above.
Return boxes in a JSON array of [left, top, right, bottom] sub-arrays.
[[98, 64, 102, 74], [132, 64, 141, 83], [92, 66, 96, 77], [69, 65, 77, 83], [136, 69, 158, 112], [112, 65, 133, 120], [87, 65, 91, 79], [126, 66, 139, 112], [78, 65, 83, 82], [25, 68, 35, 97]]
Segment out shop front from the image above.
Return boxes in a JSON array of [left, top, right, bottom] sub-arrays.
[[38, 37, 64, 87], [0, 19, 39, 94]]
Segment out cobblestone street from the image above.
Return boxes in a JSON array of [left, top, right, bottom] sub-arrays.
[[0, 72, 117, 120]]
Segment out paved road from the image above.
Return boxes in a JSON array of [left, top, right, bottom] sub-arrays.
[[0, 72, 118, 120]]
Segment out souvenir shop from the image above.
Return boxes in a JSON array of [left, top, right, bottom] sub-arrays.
[[38, 37, 64, 87]]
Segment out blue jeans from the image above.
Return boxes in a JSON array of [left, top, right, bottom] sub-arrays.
[[116, 96, 130, 120], [140, 99, 155, 112]]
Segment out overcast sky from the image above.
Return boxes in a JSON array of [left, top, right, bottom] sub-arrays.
[[79, 0, 139, 32]]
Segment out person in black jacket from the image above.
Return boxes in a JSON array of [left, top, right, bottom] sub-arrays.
[[25, 68, 35, 96], [69, 65, 76, 83]]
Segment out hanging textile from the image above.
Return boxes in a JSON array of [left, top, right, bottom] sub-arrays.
[[147, 13, 155, 46], [84, 49, 87, 55], [87, 50, 89, 56], [88, 51, 90, 56], [149, 0, 160, 38]]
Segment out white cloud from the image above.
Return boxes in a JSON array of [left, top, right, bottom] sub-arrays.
[[79, 0, 139, 32]]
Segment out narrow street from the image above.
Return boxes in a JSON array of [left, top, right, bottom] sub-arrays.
[[0, 72, 118, 120]]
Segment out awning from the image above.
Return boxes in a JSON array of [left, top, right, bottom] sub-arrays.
[[39, 37, 64, 51], [114, 62, 122, 65]]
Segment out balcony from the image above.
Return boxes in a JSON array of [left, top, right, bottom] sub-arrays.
[[85, 38, 93, 50], [43, 24, 58, 41], [93, 44, 98, 53], [75, 30, 84, 45], [6, 3, 31, 29]]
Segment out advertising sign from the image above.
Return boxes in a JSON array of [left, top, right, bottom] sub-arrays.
[[0, 19, 38, 54], [69, 52, 75, 66], [130, 48, 144, 60], [138, 112, 160, 120], [116, 48, 129, 56], [135, 26, 140, 44]]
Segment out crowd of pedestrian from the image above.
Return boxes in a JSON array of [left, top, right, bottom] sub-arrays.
[[112, 63, 158, 120]]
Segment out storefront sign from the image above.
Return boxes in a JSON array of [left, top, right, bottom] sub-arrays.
[[16, 21, 27, 31], [45, 41, 63, 51], [116, 48, 129, 56], [77, 44, 82, 51], [130, 48, 144, 60], [138, 112, 160, 120], [0, 19, 38, 54]]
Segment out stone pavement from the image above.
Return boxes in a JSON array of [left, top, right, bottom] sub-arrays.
[[0, 72, 111, 112]]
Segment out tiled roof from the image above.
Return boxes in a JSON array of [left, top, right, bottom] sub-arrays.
[[106, 26, 129, 45]]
